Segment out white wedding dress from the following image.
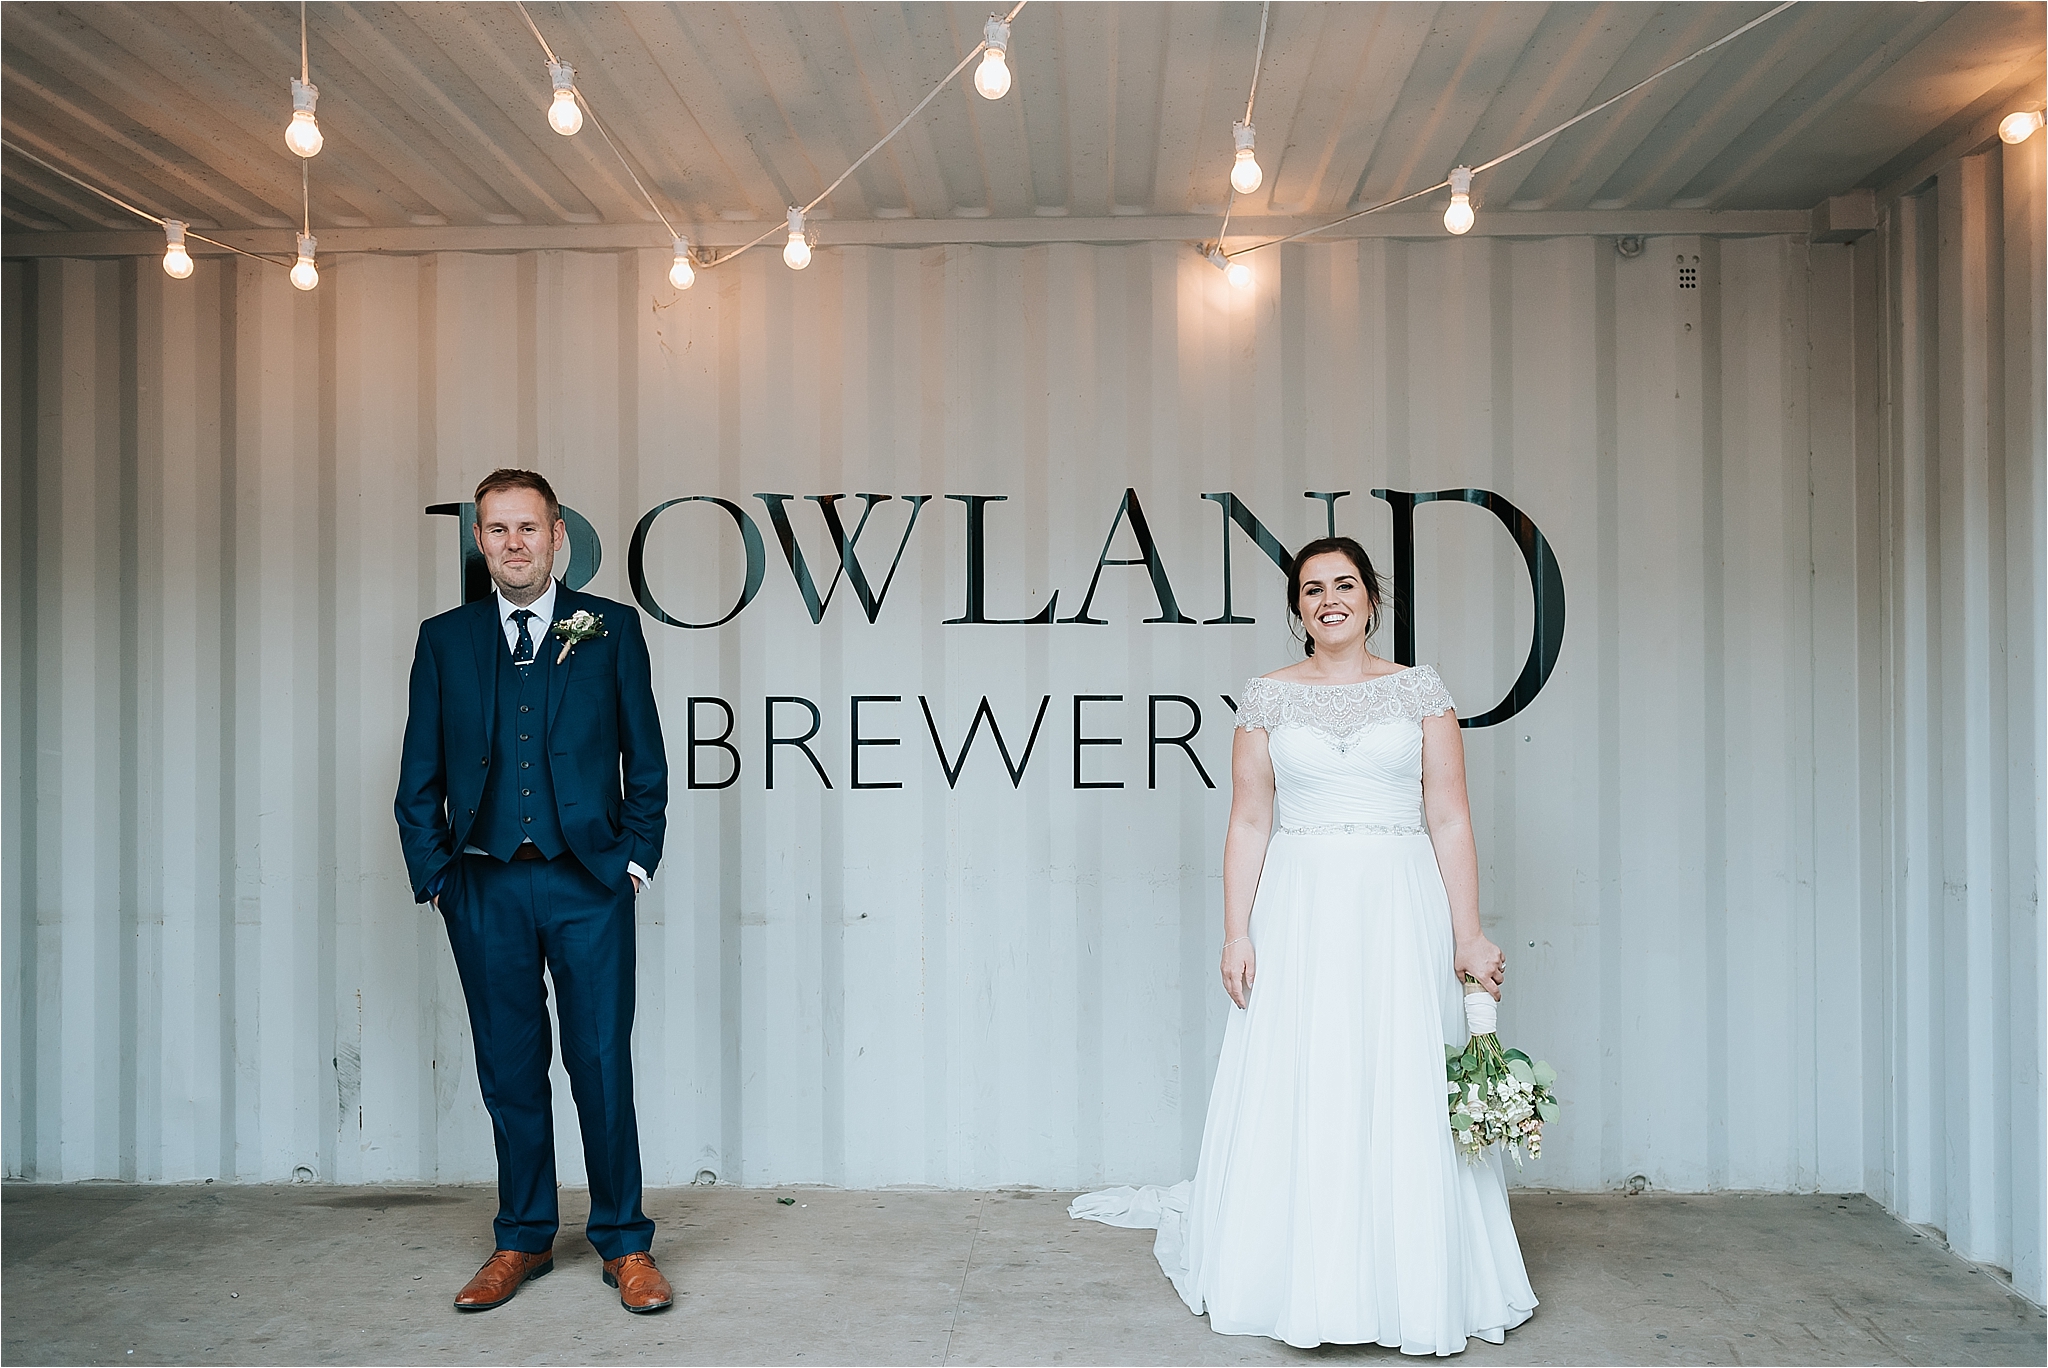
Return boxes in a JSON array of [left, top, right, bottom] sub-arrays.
[[1072, 666, 1537, 1355]]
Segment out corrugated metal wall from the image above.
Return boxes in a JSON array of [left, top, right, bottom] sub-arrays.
[[3, 137, 2041, 1297], [1871, 142, 2046, 1298]]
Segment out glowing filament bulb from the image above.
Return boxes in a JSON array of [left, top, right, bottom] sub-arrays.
[[669, 236, 695, 290], [1444, 165, 1475, 235], [161, 220, 194, 279], [1230, 122, 1261, 195], [1208, 246, 1253, 291], [975, 16, 1012, 100], [783, 207, 811, 270], [1999, 110, 2044, 144], [547, 61, 583, 136], [290, 234, 319, 291], [285, 79, 323, 158]]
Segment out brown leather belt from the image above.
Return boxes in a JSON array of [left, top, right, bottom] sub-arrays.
[[510, 844, 548, 862]]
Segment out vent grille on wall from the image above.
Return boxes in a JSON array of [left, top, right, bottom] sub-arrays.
[[1678, 256, 1699, 289]]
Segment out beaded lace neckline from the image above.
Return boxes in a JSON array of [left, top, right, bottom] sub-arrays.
[[1234, 664, 1455, 742]]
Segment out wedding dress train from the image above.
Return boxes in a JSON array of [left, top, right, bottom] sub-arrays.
[[1072, 666, 1537, 1355]]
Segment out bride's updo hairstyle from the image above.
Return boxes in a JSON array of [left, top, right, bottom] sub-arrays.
[[1285, 536, 1382, 656]]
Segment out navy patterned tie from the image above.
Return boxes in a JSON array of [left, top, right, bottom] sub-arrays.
[[510, 609, 536, 665]]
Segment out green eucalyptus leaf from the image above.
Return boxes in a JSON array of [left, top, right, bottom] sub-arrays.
[[1508, 1059, 1536, 1086], [1504, 1048, 1532, 1064], [1536, 1099, 1560, 1122], [1533, 1061, 1557, 1087], [1450, 1113, 1472, 1131]]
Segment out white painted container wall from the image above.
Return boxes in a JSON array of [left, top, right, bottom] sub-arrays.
[[3, 144, 2040, 1296]]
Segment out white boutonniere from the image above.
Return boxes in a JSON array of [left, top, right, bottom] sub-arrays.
[[551, 609, 606, 664]]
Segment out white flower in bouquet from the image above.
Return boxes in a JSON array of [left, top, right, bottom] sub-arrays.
[[1445, 977, 1561, 1167]]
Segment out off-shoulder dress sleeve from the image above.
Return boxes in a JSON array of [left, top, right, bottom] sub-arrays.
[[1235, 677, 1282, 731], [1410, 664, 1456, 718]]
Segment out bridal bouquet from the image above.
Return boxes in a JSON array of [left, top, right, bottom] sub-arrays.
[[1445, 979, 1559, 1167]]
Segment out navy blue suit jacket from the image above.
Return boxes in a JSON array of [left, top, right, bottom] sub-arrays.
[[394, 584, 668, 902]]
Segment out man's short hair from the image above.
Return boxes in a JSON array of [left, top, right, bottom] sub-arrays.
[[473, 468, 561, 524]]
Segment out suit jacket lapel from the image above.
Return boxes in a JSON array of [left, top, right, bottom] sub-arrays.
[[469, 596, 501, 746], [544, 582, 576, 730]]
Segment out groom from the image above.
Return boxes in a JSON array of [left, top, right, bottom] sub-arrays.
[[395, 468, 672, 1314]]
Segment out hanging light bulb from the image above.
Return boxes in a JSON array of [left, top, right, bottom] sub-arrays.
[[285, 78, 323, 158], [1999, 110, 2044, 144], [547, 61, 583, 136], [1208, 246, 1253, 290], [783, 208, 811, 270], [290, 234, 319, 291], [1230, 122, 1262, 195], [975, 15, 1012, 100], [1443, 165, 1475, 235], [161, 220, 194, 280], [669, 236, 696, 290]]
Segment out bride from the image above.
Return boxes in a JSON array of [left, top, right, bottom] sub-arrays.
[[1072, 536, 1537, 1355]]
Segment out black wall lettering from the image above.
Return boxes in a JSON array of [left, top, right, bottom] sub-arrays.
[[1200, 493, 1291, 624], [1147, 695, 1214, 789], [757, 493, 925, 624], [1072, 695, 1124, 789], [628, 497, 766, 628], [765, 696, 832, 789], [919, 695, 1051, 788], [1304, 490, 1351, 539], [943, 495, 1058, 624], [687, 697, 741, 789], [849, 696, 903, 790], [1371, 488, 1567, 728], [1061, 489, 1195, 625]]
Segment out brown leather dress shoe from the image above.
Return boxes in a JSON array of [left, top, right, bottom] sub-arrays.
[[453, 1247, 554, 1311], [601, 1251, 674, 1313]]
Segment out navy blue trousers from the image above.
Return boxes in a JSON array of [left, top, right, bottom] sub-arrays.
[[441, 852, 653, 1259]]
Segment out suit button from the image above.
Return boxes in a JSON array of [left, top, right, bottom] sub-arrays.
[[481, 758, 489, 766], [521, 761, 530, 769], [522, 789, 532, 796], [524, 816, 533, 823], [520, 705, 531, 714], [520, 734, 529, 741]]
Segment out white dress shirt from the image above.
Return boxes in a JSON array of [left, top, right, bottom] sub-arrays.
[[496, 580, 558, 660], [462, 582, 648, 890]]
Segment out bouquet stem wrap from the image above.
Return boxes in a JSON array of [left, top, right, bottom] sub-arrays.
[[1447, 977, 1560, 1166]]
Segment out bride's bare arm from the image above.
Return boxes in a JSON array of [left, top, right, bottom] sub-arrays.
[[1421, 709, 1505, 999], [1221, 725, 1276, 1008]]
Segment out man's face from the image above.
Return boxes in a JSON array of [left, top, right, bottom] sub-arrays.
[[474, 488, 565, 602]]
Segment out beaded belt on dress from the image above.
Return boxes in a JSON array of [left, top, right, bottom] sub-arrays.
[[1278, 821, 1424, 836]]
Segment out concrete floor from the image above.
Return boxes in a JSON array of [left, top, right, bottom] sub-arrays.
[[3, 1183, 2041, 1366]]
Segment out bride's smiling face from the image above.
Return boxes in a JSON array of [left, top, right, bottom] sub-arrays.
[[1297, 551, 1375, 653]]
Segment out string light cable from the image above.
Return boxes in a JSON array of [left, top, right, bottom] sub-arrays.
[[1222, 0, 1799, 261], [1209, 0, 1270, 288], [290, 157, 319, 290], [285, 0, 323, 157], [515, 0, 1027, 277], [699, 0, 1029, 271], [0, 138, 294, 270]]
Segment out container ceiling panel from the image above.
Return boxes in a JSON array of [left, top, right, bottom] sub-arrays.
[[1, 1, 2042, 239]]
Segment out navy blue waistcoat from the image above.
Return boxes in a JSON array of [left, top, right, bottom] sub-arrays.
[[472, 639, 568, 860]]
